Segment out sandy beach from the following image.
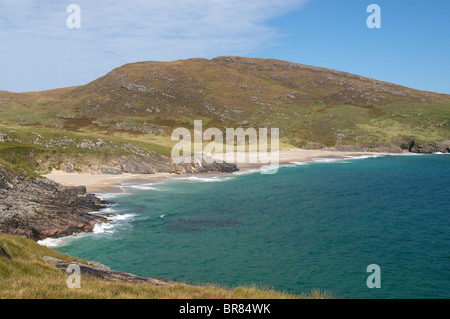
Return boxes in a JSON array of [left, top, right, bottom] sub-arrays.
[[44, 148, 381, 193], [44, 172, 178, 193]]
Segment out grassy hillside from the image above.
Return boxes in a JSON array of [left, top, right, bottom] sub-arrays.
[[0, 56, 448, 160], [0, 233, 331, 299]]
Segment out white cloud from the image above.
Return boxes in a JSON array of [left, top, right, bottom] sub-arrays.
[[0, 0, 309, 91]]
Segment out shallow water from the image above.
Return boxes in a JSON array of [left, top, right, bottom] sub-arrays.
[[48, 154, 450, 298]]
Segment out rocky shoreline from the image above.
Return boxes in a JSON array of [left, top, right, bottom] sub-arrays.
[[0, 165, 109, 240], [0, 158, 238, 241], [43, 255, 176, 286], [1, 143, 448, 243], [330, 140, 450, 154], [56, 153, 239, 175]]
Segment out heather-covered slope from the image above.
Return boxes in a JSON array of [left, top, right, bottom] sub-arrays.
[[0, 56, 449, 174]]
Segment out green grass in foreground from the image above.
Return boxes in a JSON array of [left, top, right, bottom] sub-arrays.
[[0, 234, 333, 299]]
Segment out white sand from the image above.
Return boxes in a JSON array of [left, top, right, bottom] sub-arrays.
[[44, 148, 381, 192], [44, 171, 177, 192]]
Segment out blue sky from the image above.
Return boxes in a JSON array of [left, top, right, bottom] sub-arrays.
[[0, 0, 449, 94]]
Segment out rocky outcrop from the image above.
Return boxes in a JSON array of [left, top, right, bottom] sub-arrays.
[[57, 153, 238, 175], [410, 140, 450, 153], [0, 130, 238, 174], [0, 246, 12, 259], [332, 140, 450, 154], [0, 165, 108, 240], [43, 256, 175, 286], [0, 155, 237, 241], [331, 145, 405, 153]]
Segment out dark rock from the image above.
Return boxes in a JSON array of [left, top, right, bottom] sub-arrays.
[[333, 144, 404, 153], [43, 256, 175, 286], [333, 140, 450, 154], [0, 155, 237, 241], [397, 138, 415, 151], [0, 246, 12, 259], [0, 165, 108, 241], [410, 140, 450, 153], [57, 153, 238, 175]]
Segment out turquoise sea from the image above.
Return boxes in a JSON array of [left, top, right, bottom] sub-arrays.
[[44, 154, 450, 298]]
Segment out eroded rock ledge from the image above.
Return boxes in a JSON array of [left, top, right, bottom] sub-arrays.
[[0, 165, 108, 240], [331, 140, 450, 154], [43, 256, 175, 286], [0, 156, 238, 241], [57, 153, 238, 175]]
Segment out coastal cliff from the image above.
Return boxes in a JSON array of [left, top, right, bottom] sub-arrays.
[[0, 164, 108, 240], [56, 153, 239, 175]]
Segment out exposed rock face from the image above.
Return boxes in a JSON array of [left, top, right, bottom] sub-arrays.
[[0, 246, 12, 259], [43, 256, 175, 286], [0, 156, 237, 241], [58, 153, 238, 175], [333, 145, 405, 153], [333, 140, 450, 154], [410, 140, 450, 154], [0, 165, 108, 240]]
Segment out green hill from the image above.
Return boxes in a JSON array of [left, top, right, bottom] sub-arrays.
[[0, 56, 449, 163]]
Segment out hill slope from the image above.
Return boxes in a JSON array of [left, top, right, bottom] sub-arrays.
[[0, 56, 449, 174]]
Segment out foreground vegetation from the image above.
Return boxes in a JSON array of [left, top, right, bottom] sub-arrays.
[[0, 234, 332, 299]]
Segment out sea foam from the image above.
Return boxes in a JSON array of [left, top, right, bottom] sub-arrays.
[[37, 208, 136, 248], [171, 176, 235, 183]]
